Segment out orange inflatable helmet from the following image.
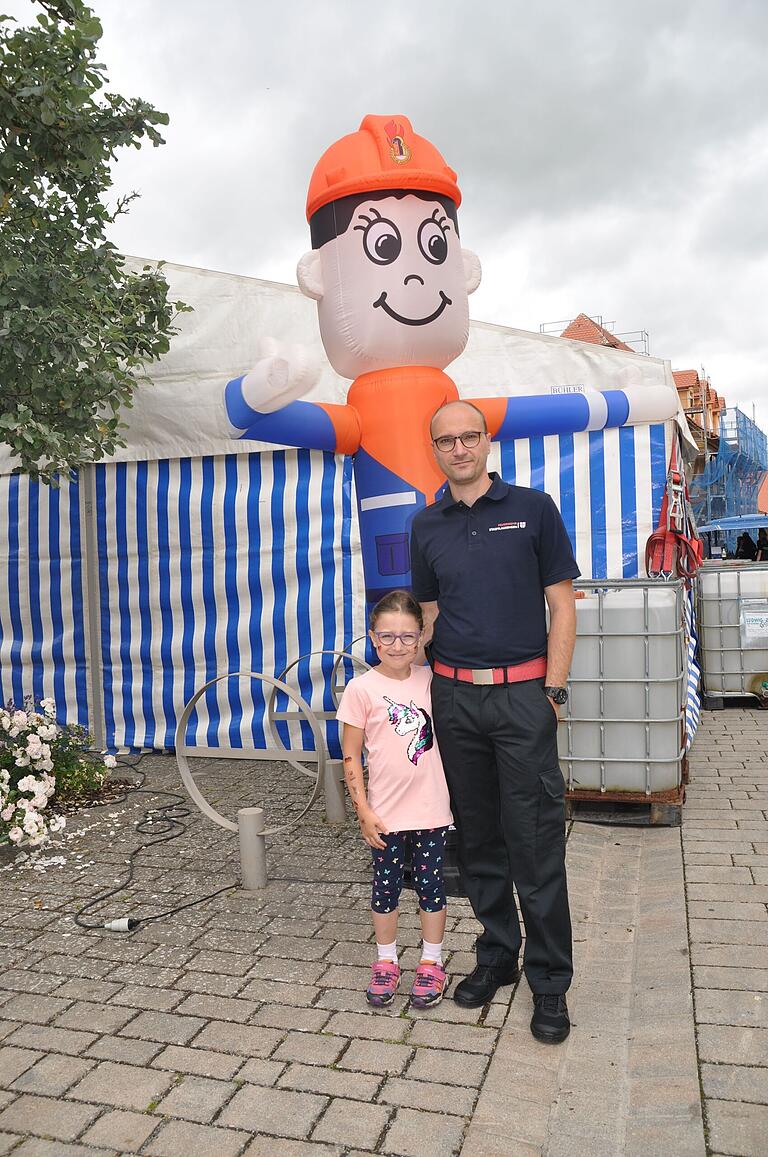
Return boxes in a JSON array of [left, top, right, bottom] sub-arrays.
[[306, 114, 462, 221]]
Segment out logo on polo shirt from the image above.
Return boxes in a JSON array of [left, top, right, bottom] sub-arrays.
[[489, 521, 526, 532]]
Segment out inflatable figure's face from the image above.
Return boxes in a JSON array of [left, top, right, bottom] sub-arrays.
[[298, 194, 481, 380]]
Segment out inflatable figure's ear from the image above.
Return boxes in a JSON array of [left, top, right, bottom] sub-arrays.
[[297, 251, 324, 301], [462, 248, 482, 295]]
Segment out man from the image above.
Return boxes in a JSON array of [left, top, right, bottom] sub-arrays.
[[410, 399, 579, 1043]]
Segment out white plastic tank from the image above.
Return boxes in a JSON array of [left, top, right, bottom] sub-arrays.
[[559, 581, 685, 793], [697, 561, 768, 698]]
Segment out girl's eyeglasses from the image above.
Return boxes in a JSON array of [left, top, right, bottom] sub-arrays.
[[373, 632, 420, 647]]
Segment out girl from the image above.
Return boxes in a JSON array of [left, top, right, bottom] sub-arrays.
[[336, 590, 453, 1008]]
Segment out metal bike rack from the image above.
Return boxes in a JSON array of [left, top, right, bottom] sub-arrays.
[[175, 648, 370, 890], [266, 646, 371, 826], [175, 671, 327, 891]]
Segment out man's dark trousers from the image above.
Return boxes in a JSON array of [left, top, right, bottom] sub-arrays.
[[431, 674, 572, 994]]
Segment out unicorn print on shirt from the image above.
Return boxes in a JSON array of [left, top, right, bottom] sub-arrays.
[[384, 696, 434, 766]]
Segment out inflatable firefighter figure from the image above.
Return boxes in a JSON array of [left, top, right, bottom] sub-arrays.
[[226, 115, 674, 606]]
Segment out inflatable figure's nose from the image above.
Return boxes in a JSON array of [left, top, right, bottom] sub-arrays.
[[404, 274, 425, 286]]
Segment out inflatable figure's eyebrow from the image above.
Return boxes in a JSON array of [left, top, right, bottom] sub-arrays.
[[431, 208, 450, 231], [353, 206, 382, 231]]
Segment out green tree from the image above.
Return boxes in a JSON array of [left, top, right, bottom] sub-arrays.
[[0, 0, 189, 482]]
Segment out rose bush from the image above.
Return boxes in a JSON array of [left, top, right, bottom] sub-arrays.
[[0, 698, 115, 849]]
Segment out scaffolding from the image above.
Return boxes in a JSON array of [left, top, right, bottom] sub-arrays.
[[690, 407, 768, 548]]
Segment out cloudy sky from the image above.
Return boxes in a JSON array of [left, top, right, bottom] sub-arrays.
[[8, 0, 768, 431]]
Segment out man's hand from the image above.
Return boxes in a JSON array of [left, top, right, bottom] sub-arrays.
[[241, 337, 319, 413], [357, 806, 389, 850]]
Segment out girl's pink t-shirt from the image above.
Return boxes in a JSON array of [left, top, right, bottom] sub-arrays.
[[336, 664, 453, 833]]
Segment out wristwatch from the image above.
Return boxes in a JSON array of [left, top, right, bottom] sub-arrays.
[[544, 685, 568, 705]]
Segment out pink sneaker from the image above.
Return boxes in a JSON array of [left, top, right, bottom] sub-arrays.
[[410, 961, 448, 1008], [366, 960, 401, 1007]]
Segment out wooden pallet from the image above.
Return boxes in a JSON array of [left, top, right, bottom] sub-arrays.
[[565, 785, 685, 828]]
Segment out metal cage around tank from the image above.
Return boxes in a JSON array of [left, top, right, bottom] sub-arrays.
[[559, 579, 687, 798], [695, 561, 768, 704]]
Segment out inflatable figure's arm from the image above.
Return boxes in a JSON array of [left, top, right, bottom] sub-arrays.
[[473, 385, 678, 441], [225, 340, 361, 454]]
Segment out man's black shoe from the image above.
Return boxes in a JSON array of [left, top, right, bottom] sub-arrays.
[[530, 993, 570, 1043], [453, 963, 520, 1008]]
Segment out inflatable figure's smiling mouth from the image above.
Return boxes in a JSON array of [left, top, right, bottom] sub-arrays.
[[373, 291, 451, 326]]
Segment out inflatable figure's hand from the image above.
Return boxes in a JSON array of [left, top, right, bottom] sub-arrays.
[[240, 338, 320, 413]]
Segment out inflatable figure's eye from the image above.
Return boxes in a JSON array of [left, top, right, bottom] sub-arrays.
[[359, 216, 402, 265], [418, 215, 449, 264]]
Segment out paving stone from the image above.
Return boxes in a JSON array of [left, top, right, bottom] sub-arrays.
[[407, 1020, 496, 1054], [110, 983, 185, 1011], [312, 1096, 391, 1148], [173, 992, 258, 1022], [381, 1105, 465, 1157], [81, 1108, 160, 1151], [175, 970, 246, 997], [695, 987, 768, 1027], [236, 1057, 286, 1086], [144, 1119, 250, 1157], [53, 999, 138, 1034], [251, 1005, 332, 1033], [9, 1053, 93, 1096], [257, 936, 331, 962], [0, 993, 73, 1025], [108, 963, 183, 988], [692, 945, 768, 969], [119, 1008, 205, 1045], [244, 1140, 342, 1157], [278, 1062, 380, 1101], [337, 1039, 411, 1076], [0, 1094, 99, 1142], [248, 958, 327, 985], [7, 1142, 114, 1157], [0, 1134, 20, 1155], [52, 978, 123, 1003], [379, 1076, 476, 1116], [152, 1043, 244, 1080], [154, 1074, 237, 1122], [84, 1034, 163, 1065], [218, 1083, 327, 1137], [0, 1047, 43, 1086], [0, 970, 67, 995], [67, 1059, 176, 1110], [689, 919, 768, 945], [693, 967, 768, 992], [273, 1032, 347, 1066], [706, 1099, 768, 1157], [192, 1020, 283, 1058], [698, 1022, 768, 1068], [404, 1045, 489, 1088], [701, 1062, 768, 1104], [3, 1023, 97, 1056], [238, 978, 320, 1006], [323, 1011, 411, 1043]]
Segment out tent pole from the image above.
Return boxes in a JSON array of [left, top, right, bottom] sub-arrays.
[[79, 465, 106, 752]]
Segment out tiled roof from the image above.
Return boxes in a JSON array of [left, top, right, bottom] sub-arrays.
[[560, 314, 634, 351]]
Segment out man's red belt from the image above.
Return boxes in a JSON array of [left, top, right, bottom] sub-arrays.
[[433, 656, 547, 685]]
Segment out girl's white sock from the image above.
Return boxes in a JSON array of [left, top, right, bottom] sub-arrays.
[[421, 939, 444, 966], [376, 940, 398, 964]]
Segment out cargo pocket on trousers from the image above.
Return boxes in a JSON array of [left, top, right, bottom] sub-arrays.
[[539, 765, 566, 801]]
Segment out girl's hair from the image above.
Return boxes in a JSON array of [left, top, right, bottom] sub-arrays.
[[369, 589, 423, 631]]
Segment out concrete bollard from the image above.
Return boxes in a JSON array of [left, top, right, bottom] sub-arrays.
[[238, 806, 267, 890], [324, 759, 347, 826]]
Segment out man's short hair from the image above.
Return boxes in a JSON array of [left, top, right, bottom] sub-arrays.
[[430, 400, 488, 438], [310, 189, 459, 250]]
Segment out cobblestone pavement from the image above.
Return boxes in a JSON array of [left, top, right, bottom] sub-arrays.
[[683, 707, 768, 1157], [0, 710, 761, 1156]]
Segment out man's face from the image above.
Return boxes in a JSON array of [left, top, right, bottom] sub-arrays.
[[304, 194, 480, 380], [430, 403, 491, 487]]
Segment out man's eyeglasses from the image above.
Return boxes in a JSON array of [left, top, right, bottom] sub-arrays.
[[432, 430, 484, 453], [373, 632, 420, 647]]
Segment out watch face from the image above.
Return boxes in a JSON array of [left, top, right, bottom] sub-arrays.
[[545, 686, 568, 705]]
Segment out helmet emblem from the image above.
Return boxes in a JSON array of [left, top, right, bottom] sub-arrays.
[[384, 119, 412, 164]]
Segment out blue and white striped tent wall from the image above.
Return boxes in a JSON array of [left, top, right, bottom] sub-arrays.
[[1, 419, 696, 752], [0, 474, 89, 725]]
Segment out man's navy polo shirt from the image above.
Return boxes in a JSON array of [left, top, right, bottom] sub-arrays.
[[410, 473, 580, 668]]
